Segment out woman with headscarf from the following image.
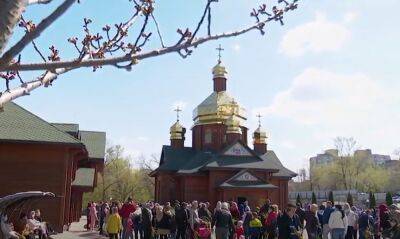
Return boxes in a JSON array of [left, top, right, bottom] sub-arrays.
[[379, 204, 391, 238], [304, 204, 320, 239], [389, 210, 400, 239], [230, 202, 240, 222], [212, 202, 234, 239], [157, 205, 174, 239], [328, 205, 348, 239], [343, 203, 358, 239], [88, 202, 98, 232]]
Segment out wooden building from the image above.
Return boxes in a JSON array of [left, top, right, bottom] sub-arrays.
[[0, 103, 105, 232], [151, 60, 296, 209]]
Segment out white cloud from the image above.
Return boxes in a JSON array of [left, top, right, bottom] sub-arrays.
[[257, 68, 390, 125], [343, 11, 358, 24], [232, 43, 241, 52], [255, 68, 400, 171], [280, 12, 350, 57]]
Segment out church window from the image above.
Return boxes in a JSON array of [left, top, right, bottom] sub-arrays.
[[205, 129, 212, 144]]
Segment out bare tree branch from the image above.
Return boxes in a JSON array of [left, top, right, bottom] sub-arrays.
[[28, 0, 52, 5], [1, 15, 285, 72], [0, 0, 27, 55], [0, 0, 77, 67], [0, 0, 300, 109]]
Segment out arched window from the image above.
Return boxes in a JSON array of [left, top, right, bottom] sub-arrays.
[[204, 129, 212, 144]]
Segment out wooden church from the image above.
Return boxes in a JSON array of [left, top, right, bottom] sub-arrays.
[[150, 57, 296, 209]]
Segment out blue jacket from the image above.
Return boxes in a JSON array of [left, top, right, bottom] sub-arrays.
[[322, 207, 335, 225]]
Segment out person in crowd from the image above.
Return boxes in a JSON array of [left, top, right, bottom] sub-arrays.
[[88, 202, 98, 232], [358, 209, 374, 239], [133, 207, 144, 239], [388, 210, 400, 239], [277, 203, 302, 239], [234, 220, 244, 239], [141, 203, 153, 239], [158, 205, 174, 239], [100, 202, 109, 235], [343, 204, 358, 239], [214, 201, 222, 215], [322, 201, 335, 239], [125, 212, 134, 239], [196, 218, 212, 239], [27, 210, 48, 239], [230, 202, 240, 222], [379, 204, 391, 238], [189, 200, 200, 238], [14, 213, 33, 239], [295, 203, 306, 229], [243, 210, 252, 239], [260, 199, 271, 216], [328, 204, 348, 239], [85, 202, 92, 230], [1, 215, 22, 239], [120, 197, 137, 239], [199, 203, 212, 222], [107, 207, 123, 239], [264, 204, 279, 239], [212, 202, 235, 239], [305, 204, 320, 239], [317, 204, 325, 238], [175, 202, 188, 239], [248, 212, 262, 239]]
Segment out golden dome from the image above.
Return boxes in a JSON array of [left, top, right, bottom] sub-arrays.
[[212, 62, 227, 78], [192, 91, 246, 126], [226, 114, 242, 134], [170, 121, 184, 140], [253, 126, 267, 144]]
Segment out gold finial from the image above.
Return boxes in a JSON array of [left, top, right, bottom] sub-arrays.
[[174, 106, 182, 122], [216, 44, 224, 64]]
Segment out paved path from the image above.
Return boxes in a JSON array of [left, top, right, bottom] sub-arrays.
[[53, 217, 106, 239]]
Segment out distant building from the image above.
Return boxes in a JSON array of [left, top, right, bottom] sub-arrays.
[[310, 148, 391, 175]]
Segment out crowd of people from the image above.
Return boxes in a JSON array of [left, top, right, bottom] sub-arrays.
[[86, 198, 400, 239], [1, 209, 52, 239]]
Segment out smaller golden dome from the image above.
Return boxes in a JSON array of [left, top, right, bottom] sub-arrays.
[[253, 126, 267, 144], [170, 121, 184, 140], [212, 62, 227, 78], [226, 114, 242, 134]]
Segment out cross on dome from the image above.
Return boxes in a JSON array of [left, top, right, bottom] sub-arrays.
[[256, 113, 262, 127], [216, 44, 224, 64], [174, 106, 182, 122]]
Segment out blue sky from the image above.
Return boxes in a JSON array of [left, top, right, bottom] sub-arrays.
[[8, 0, 400, 172]]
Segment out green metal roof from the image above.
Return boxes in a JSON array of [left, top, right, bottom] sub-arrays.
[[154, 141, 293, 178], [72, 168, 96, 187], [51, 123, 79, 133], [79, 131, 106, 159], [259, 151, 297, 178], [0, 102, 82, 145]]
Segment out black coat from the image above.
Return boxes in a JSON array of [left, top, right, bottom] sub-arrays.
[[277, 212, 301, 239], [175, 207, 188, 230]]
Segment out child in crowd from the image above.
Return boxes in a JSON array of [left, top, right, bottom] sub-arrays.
[[249, 212, 262, 239], [196, 219, 211, 239], [234, 220, 245, 239], [107, 207, 122, 239]]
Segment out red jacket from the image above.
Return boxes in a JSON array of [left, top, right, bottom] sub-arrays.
[[119, 202, 137, 219]]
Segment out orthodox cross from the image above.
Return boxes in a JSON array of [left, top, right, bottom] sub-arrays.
[[256, 113, 262, 127], [174, 106, 182, 122], [216, 44, 224, 63]]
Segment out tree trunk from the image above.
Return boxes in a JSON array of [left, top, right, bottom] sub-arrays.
[[0, 0, 27, 55]]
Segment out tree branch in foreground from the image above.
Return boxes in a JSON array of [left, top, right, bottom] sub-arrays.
[[0, 0, 299, 110]]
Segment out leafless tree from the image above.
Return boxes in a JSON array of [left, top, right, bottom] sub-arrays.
[[0, 0, 300, 110]]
